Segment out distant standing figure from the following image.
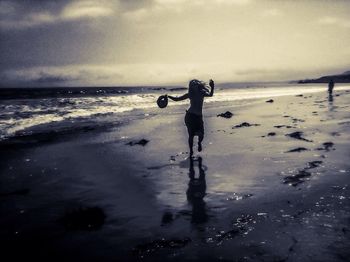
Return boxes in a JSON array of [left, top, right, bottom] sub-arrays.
[[328, 79, 335, 94], [167, 79, 215, 156]]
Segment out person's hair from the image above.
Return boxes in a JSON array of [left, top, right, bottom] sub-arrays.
[[189, 79, 206, 98]]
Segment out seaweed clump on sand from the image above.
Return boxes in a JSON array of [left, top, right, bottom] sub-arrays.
[[217, 111, 233, 118], [285, 131, 313, 142], [316, 142, 335, 151], [286, 147, 308, 153], [232, 122, 260, 129], [283, 170, 311, 187], [283, 161, 323, 186], [126, 139, 149, 146]]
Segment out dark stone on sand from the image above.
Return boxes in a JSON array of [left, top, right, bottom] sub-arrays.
[[286, 147, 308, 153], [0, 188, 30, 197], [274, 125, 293, 129], [217, 111, 233, 118], [126, 139, 149, 146], [232, 122, 260, 129], [291, 118, 305, 123], [321, 142, 335, 151], [133, 238, 191, 256], [285, 131, 313, 142], [267, 132, 276, 136], [323, 142, 334, 150], [266, 99, 274, 103], [316, 142, 334, 151], [283, 170, 311, 186], [295, 94, 303, 97], [59, 207, 106, 231]]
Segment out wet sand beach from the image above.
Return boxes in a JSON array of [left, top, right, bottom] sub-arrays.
[[1, 88, 350, 261]]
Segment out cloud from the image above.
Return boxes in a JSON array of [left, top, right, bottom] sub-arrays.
[[0, 12, 56, 29], [1, 63, 215, 86], [1, 67, 79, 86], [235, 68, 304, 80], [261, 8, 283, 17], [35, 72, 76, 84], [317, 16, 350, 28], [154, 0, 251, 8], [0, 0, 253, 28], [0, 0, 115, 30], [123, 0, 252, 21], [123, 8, 151, 21], [0, 1, 16, 15], [214, 0, 251, 5], [0, 61, 316, 87], [61, 0, 115, 20]]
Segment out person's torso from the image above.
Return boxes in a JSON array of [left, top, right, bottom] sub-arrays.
[[188, 95, 204, 115]]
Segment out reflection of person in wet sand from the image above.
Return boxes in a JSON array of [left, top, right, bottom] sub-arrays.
[[186, 156, 207, 224], [167, 79, 214, 156], [328, 91, 335, 113], [328, 79, 335, 95], [328, 79, 334, 104], [328, 93, 333, 103]]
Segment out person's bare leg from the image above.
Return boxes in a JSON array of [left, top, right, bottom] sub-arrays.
[[189, 135, 194, 156], [198, 133, 203, 152]]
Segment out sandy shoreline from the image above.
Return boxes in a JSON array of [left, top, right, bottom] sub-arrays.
[[1, 88, 350, 261]]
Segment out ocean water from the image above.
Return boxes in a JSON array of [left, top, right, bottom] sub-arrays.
[[1, 84, 349, 141]]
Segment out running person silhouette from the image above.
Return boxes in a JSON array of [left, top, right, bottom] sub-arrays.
[[168, 79, 214, 156]]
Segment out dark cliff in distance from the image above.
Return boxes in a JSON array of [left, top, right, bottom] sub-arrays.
[[298, 70, 350, 83]]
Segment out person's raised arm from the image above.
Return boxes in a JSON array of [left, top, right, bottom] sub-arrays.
[[204, 79, 215, 97], [167, 93, 189, 102]]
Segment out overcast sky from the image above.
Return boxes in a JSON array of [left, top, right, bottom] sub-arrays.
[[1, 0, 350, 87]]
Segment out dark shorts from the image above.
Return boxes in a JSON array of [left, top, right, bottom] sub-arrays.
[[185, 111, 204, 136]]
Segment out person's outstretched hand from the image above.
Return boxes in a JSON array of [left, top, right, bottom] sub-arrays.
[[209, 79, 214, 88]]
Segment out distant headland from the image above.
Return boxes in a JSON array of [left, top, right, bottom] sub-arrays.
[[297, 70, 350, 84]]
